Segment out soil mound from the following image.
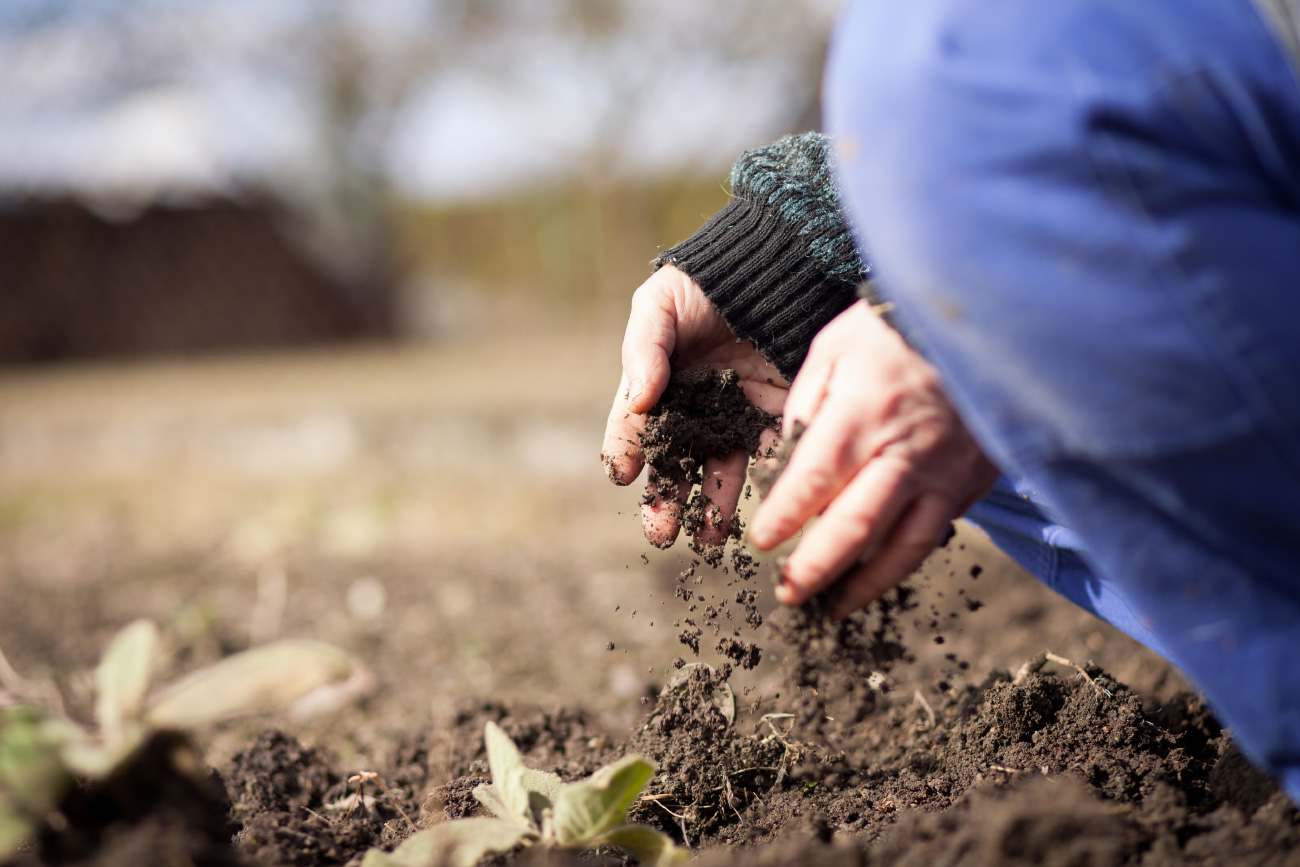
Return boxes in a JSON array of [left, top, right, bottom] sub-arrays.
[[10, 657, 1297, 866], [9, 732, 238, 867]]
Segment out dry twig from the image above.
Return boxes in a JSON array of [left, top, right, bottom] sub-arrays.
[[347, 771, 417, 831]]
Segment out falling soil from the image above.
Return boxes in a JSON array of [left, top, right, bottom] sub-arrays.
[[6, 364, 1300, 867]]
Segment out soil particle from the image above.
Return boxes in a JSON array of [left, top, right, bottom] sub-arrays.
[[869, 775, 1130, 867], [715, 637, 762, 670], [236, 811, 387, 867], [626, 663, 786, 844], [678, 626, 702, 656], [768, 589, 915, 748], [226, 730, 336, 824]]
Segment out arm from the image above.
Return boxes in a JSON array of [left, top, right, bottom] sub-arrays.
[[653, 131, 870, 382]]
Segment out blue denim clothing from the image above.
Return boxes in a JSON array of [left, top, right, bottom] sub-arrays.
[[826, 0, 1300, 800], [964, 476, 1177, 663]]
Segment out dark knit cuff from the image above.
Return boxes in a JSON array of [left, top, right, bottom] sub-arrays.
[[654, 194, 860, 383]]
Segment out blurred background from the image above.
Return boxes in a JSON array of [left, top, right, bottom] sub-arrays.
[[0, 0, 853, 749], [0, 0, 1156, 768], [0, 0, 840, 359]]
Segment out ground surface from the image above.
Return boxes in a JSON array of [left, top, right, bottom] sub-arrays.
[[1, 331, 1297, 866]]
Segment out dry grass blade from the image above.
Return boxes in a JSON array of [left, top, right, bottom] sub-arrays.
[[145, 640, 354, 729]]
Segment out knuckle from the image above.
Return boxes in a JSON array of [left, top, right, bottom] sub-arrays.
[[797, 466, 838, 502], [782, 560, 823, 592]]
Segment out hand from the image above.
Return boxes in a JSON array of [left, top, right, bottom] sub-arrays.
[[602, 265, 787, 549], [748, 300, 999, 618]]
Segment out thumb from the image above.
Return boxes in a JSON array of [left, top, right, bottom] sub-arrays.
[[622, 276, 679, 415]]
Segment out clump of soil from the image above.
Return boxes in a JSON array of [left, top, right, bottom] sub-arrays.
[[625, 662, 787, 846], [639, 367, 777, 551], [9, 732, 239, 867], [639, 367, 776, 489]]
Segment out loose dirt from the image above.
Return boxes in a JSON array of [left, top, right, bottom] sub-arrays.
[[4, 354, 1298, 866], [638, 367, 777, 550]]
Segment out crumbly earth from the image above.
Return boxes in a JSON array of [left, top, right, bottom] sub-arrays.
[[14, 646, 1299, 867], [638, 366, 778, 550], [638, 367, 776, 491], [3, 345, 1298, 867]]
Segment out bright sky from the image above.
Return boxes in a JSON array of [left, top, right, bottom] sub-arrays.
[[0, 0, 842, 206]]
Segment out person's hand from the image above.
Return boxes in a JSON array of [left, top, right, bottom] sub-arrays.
[[602, 264, 787, 549], [748, 300, 999, 618]]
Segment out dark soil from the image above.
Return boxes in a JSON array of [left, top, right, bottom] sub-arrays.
[[638, 367, 777, 549], [6, 362, 1299, 867], [8, 732, 240, 867], [11, 610, 1300, 867], [638, 367, 775, 491]]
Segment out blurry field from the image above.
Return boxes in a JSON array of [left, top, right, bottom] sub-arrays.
[[0, 324, 1177, 774], [0, 327, 680, 758]]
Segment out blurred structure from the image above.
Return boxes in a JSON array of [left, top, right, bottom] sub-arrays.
[[0, 197, 389, 362], [0, 0, 841, 363]]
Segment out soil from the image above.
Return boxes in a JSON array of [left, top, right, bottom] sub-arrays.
[[3, 348, 1298, 867], [638, 367, 777, 550]]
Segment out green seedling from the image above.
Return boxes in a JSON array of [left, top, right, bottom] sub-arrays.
[[362, 721, 687, 867], [0, 619, 359, 858]]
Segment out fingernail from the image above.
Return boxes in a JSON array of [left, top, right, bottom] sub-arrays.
[[774, 579, 796, 605], [627, 378, 645, 407]]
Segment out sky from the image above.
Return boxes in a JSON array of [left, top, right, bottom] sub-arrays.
[[0, 0, 842, 207]]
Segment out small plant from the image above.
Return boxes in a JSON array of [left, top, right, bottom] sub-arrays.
[[0, 619, 362, 858], [363, 721, 686, 867]]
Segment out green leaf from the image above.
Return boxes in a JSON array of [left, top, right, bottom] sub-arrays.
[[359, 817, 529, 867], [471, 782, 520, 826], [0, 708, 72, 816], [520, 768, 563, 802], [480, 721, 530, 824], [95, 620, 157, 740], [144, 640, 353, 729], [551, 754, 657, 847], [592, 823, 689, 866]]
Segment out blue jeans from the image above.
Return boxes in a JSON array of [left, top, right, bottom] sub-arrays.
[[826, 0, 1300, 800]]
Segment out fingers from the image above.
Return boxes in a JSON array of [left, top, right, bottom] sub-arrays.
[[750, 427, 783, 480], [748, 392, 875, 551], [602, 372, 648, 485], [736, 378, 790, 417], [602, 269, 686, 485], [830, 493, 954, 619], [779, 353, 833, 439], [641, 475, 693, 548], [773, 457, 913, 605], [692, 450, 749, 548]]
